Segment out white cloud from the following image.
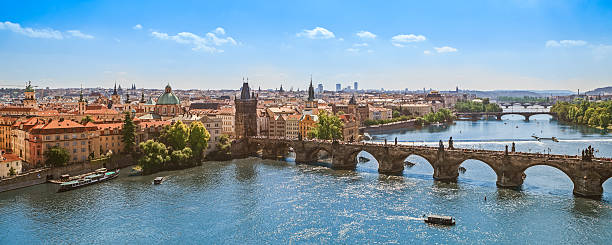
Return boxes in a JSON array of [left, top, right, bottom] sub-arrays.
[[346, 48, 359, 53], [133, 24, 143, 30], [356, 31, 376, 39], [546, 40, 588, 47], [434, 46, 458, 53], [391, 34, 426, 47], [423, 50, 431, 55], [67, 30, 94, 39], [296, 27, 335, 39], [0, 21, 63, 39], [353, 43, 368, 47], [151, 27, 237, 53], [214, 27, 225, 35]]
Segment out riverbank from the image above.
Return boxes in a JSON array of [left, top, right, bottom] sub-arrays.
[[0, 155, 134, 193], [363, 119, 420, 134]]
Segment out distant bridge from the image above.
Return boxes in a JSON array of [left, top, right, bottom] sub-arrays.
[[231, 137, 612, 198], [499, 102, 553, 108], [455, 111, 556, 121]]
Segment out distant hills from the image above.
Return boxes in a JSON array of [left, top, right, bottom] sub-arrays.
[[456, 90, 574, 98], [585, 86, 612, 95]]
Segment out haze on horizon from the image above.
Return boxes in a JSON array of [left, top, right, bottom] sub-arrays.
[[1, 0, 611, 91]]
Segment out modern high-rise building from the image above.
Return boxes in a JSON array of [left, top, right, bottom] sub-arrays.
[[317, 83, 323, 93], [336, 83, 341, 92], [354, 82, 358, 91]]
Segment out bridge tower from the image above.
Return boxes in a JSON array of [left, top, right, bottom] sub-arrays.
[[234, 80, 258, 139]]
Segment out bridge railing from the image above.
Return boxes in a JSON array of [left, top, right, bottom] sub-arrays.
[[248, 136, 611, 163]]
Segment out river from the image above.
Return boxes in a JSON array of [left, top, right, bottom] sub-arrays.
[[0, 114, 611, 244]]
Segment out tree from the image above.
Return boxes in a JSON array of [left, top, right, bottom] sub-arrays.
[[309, 110, 343, 140], [80, 115, 94, 125], [392, 110, 401, 118], [171, 147, 193, 164], [121, 112, 136, 153], [138, 140, 169, 174], [44, 146, 70, 167], [188, 121, 210, 161], [8, 167, 16, 176], [206, 134, 232, 161], [160, 120, 189, 150]]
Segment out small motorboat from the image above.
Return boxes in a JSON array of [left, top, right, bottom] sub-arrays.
[[153, 176, 165, 185], [424, 215, 456, 226]]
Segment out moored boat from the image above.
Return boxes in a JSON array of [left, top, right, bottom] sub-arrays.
[[153, 176, 165, 185], [57, 168, 119, 192], [424, 215, 456, 226]]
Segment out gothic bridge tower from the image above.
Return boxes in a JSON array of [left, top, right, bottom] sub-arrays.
[[234, 80, 258, 139]]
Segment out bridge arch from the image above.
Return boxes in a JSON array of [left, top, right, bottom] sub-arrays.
[[403, 154, 435, 176], [457, 158, 500, 184], [521, 164, 575, 195], [603, 177, 612, 200], [304, 146, 334, 164]]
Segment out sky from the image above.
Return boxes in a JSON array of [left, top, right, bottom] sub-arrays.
[[1, 0, 611, 91]]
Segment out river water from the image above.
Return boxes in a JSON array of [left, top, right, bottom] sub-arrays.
[[1, 114, 611, 244]]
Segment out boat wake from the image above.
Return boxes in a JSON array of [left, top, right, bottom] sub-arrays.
[[385, 215, 424, 221]]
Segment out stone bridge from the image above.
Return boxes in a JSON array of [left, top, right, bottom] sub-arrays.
[[231, 137, 612, 198], [456, 111, 557, 121]]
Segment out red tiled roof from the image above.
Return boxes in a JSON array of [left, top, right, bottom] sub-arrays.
[[0, 153, 21, 162]]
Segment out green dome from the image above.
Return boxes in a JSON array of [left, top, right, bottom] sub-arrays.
[[156, 84, 180, 105]]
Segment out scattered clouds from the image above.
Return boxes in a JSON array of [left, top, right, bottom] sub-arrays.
[[434, 46, 458, 53], [0, 21, 63, 39], [545, 40, 587, 47], [353, 43, 368, 47], [391, 34, 426, 47], [346, 48, 359, 53], [133, 24, 143, 30], [0, 21, 94, 39], [423, 50, 431, 55], [356, 30, 376, 39], [67, 30, 94, 39], [151, 27, 237, 53], [296, 27, 335, 39]]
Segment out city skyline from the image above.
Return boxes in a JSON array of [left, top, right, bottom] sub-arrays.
[[1, 1, 611, 91]]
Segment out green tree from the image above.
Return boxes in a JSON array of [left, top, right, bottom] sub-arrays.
[[44, 146, 70, 167], [309, 111, 343, 140], [8, 167, 16, 176], [392, 110, 401, 118], [80, 115, 94, 125], [171, 147, 193, 164], [188, 121, 210, 161], [206, 134, 232, 161], [160, 120, 189, 150], [138, 140, 169, 174], [121, 112, 136, 153]]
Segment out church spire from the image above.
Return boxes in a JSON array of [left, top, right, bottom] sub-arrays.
[[113, 82, 118, 95], [307, 76, 315, 101]]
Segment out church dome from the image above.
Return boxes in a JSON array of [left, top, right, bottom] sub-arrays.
[[156, 84, 180, 105]]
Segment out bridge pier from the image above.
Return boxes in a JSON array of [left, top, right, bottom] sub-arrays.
[[496, 115, 502, 120], [573, 172, 605, 198], [376, 149, 405, 176], [496, 170, 524, 189]]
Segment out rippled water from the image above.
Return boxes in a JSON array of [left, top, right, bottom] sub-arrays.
[[0, 114, 611, 244]]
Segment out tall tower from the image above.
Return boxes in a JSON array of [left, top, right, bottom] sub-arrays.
[[78, 87, 87, 115], [23, 81, 37, 109], [306, 77, 316, 109], [234, 80, 258, 139], [111, 83, 121, 105]]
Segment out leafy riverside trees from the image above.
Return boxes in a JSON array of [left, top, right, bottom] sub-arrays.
[[422, 108, 456, 124], [44, 146, 70, 167], [308, 110, 343, 140], [138, 120, 210, 174], [551, 99, 611, 129], [121, 112, 136, 153], [454, 100, 503, 113]]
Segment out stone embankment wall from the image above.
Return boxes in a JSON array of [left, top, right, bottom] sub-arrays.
[[363, 119, 419, 134], [0, 155, 134, 193]]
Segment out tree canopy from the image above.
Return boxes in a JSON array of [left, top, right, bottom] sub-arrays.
[[121, 112, 136, 153], [160, 120, 189, 150], [44, 146, 70, 167], [138, 140, 170, 174], [551, 99, 611, 129], [188, 121, 210, 160], [308, 110, 343, 140]]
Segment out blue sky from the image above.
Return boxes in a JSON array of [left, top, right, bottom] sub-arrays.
[[1, 0, 611, 91]]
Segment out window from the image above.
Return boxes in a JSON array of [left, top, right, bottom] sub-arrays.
[[64, 135, 69, 139], [73, 149, 77, 153], [81, 141, 85, 145], [45, 136, 51, 140], [73, 141, 77, 146], [81, 148, 86, 152], [64, 142, 69, 146]]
